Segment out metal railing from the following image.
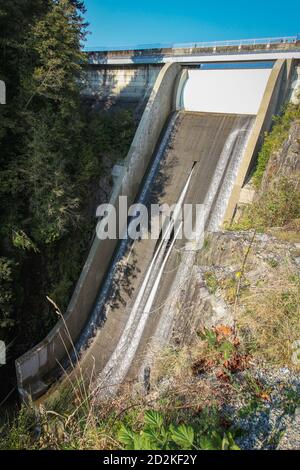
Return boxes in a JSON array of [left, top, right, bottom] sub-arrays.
[[84, 35, 299, 53]]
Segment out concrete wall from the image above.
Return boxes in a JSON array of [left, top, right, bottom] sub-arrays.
[[174, 68, 188, 109], [82, 64, 161, 103], [15, 62, 181, 400], [181, 68, 272, 115], [289, 64, 300, 104], [223, 59, 293, 224]]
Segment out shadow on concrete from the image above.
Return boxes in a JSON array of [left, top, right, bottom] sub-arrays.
[[106, 245, 141, 310], [83, 63, 162, 119]]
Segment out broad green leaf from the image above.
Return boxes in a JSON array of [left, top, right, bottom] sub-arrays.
[[218, 340, 234, 359], [229, 443, 241, 450], [143, 427, 163, 448], [203, 329, 217, 347], [160, 426, 171, 443], [221, 435, 230, 450], [144, 410, 163, 429], [226, 432, 240, 450], [133, 433, 144, 450], [170, 424, 194, 449], [210, 430, 223, 449], [140, 433, 159, 450], [117, 424, 136, 450], [133, 433, 155, 450], [199, 435, 217, 450]]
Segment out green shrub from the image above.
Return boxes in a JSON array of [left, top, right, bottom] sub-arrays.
[[0, 257, 16, 330], [231, 176, 300, 232], [117, 410, 240, 450], [253, 104, 300, 188], [204, 272, 218, 294]]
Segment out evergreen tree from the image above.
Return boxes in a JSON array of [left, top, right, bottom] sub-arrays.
[[0, 1, 135, 392], [0, 0, 88, 348]]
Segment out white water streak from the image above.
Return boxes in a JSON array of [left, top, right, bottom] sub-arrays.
[[97, 168, 194, 393], [208, 116, 255, 231]]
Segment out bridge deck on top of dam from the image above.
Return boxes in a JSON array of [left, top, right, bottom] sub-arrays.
[[86, 35, 300, 65]]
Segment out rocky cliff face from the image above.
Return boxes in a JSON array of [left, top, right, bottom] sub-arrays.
[[261, 120, 300, 192]]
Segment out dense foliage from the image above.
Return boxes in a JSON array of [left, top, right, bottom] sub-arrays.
[[253, 103, 300, 187], [0, 0, 135, 377], [118, 410, 240, 450]]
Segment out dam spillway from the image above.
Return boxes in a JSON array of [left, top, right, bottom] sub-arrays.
[[16, 57, 294, 400], [72, 111, 255, 396]]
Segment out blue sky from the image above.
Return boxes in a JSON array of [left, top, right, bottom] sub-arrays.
[[83, 0, 299, 48]]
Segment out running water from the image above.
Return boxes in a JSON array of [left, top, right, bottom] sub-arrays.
[[208, 115, 255, 231], [96, 168, 195, 394]]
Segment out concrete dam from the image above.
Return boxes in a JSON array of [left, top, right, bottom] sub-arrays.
[[15, 40, 300, 400]]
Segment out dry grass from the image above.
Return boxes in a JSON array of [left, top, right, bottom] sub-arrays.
[[235, 270, 300, 368], [201, 232, 300, 369], [2, 233, 299, 449], [271, 230, 300, 243], [268, 218, 300, 244], [0, 295, 124, 450], [0, 378, 126, 450], [229, 176, 300, 234], [150, 326, 249, 416]]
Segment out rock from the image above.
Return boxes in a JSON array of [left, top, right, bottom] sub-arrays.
[[261, 120, 300, 193], [277, 411, 300, 450]]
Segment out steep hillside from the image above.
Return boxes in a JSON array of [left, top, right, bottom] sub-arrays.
[[232, 103, 300, 239]]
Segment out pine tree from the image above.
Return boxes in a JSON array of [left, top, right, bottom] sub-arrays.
[[0, 1, 88, 346]]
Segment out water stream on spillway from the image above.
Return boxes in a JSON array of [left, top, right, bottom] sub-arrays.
[[95, 113, 255, 396], [208, 115, 255, 231], [137, 115, 255, 375], [95, 168, 195, 393]]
